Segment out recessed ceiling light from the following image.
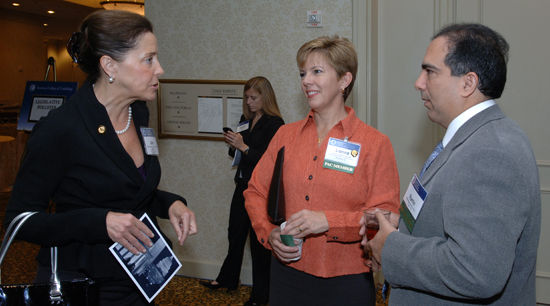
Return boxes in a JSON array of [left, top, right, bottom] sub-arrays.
[[12, 3, 20, 6], [47, 10, 55, 14], [44, 23, 48, 26]]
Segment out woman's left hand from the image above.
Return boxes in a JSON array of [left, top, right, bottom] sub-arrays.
[[168, 200, 198, 245], [280, 209, 329, 239]]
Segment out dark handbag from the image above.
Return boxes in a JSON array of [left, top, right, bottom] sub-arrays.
[[0, 212, 100, 305]]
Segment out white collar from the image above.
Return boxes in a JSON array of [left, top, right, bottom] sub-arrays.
[[442, 100, 496, 147]]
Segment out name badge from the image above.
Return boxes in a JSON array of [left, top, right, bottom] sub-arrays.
[[399, 174, 428, 232], [140, 127, 159, 156], [236, 120, 249, 133], [323, 137, 361, 174]]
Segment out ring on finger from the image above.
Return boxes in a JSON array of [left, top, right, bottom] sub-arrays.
[[298, 227, 303, 233]]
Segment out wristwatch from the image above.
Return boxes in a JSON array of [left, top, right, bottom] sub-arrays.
[[244, 147, 249, 155]]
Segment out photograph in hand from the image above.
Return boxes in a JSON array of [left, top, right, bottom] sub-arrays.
[[110, 213, 182, 303]]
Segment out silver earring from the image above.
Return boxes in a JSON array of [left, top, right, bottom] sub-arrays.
[[109, 75, 114, 84]]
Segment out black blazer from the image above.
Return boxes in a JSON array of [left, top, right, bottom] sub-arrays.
[[230, 115, 284, 184], [5, 79, 186, 282]]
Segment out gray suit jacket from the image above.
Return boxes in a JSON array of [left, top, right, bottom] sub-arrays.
[[383, 105, 541, 305]]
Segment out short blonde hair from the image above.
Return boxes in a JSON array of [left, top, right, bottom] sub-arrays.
[[242, 76, 282, 120], [296, 36, 358, 101]]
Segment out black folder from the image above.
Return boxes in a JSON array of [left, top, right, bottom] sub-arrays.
[[267, 146, 285, 225]]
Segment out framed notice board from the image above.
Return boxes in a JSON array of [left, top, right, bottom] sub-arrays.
[[157, 79, 246, 140]]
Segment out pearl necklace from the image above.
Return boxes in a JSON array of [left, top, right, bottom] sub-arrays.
[[115, 106, 132, 134]]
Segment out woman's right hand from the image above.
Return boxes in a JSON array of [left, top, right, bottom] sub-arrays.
[[106, 212, 154, 255], [268, 227, 300, 263], [224, 131, 246, 152]]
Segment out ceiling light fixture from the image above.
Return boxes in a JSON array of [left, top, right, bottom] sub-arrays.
[[100, 0, 145, 16], [47, 10, 55, 14], [12, 3, 20, 6]]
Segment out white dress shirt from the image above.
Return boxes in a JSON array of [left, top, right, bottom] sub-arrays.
[[442, 100, 496, 148]]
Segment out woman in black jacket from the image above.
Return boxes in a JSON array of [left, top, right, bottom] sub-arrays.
[[200, 77, 284, 306], [4, 10, 197, 306]]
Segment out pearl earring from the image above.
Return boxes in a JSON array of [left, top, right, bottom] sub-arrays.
[[341, 88, 345, 93], [109, 75, 114, 84]]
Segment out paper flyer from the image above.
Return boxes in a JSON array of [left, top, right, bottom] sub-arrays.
[[109, 213, 182, 303]]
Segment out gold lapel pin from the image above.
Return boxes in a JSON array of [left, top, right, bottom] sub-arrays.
[[98, 125, 106, 134]]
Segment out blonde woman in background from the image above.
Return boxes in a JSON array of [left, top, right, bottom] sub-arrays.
[[200, 77, 284, 306]]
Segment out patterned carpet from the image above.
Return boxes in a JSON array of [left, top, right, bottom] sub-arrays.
[[0, 192, 388, 305]]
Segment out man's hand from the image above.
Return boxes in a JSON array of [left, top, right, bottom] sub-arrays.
[[366, 211, 398, 269]]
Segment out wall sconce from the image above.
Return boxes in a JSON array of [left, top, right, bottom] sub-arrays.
[[100, 1, 144, 16]]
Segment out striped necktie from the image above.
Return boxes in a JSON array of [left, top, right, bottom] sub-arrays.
[[419, 141, 443, 178]]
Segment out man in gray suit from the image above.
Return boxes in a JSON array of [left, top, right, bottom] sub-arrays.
[[363, 23, 541, 305]]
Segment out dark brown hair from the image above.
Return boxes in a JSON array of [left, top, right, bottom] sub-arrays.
[[433, 23, 509, 99], [67, 10, 153, 83]]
